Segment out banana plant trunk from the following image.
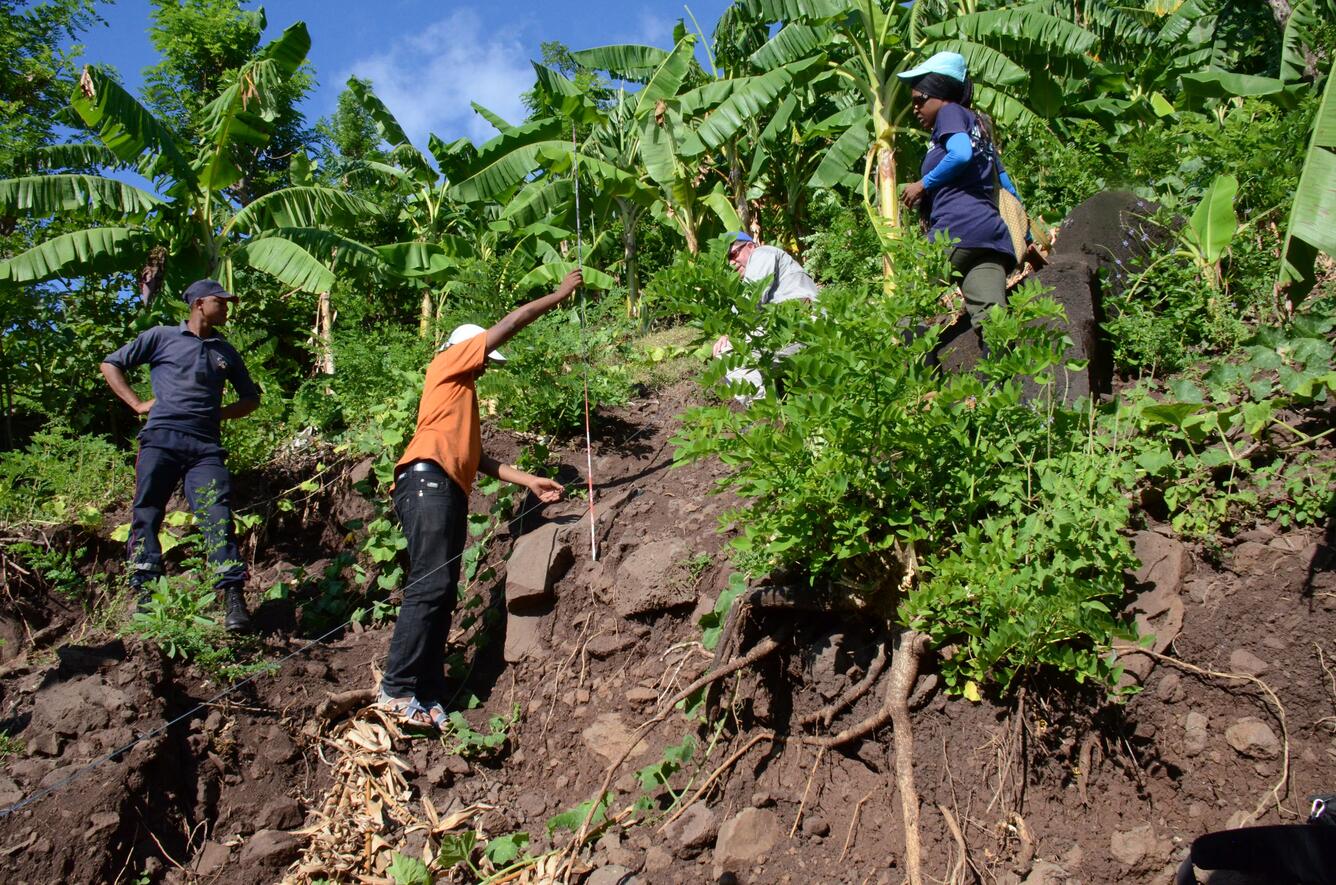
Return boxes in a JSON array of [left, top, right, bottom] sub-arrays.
[[623, 224, 640, 317], [315, 291, 335, 375], [877, 140, 901, 283], [727, 141, 752, 234], [419, 289, 432, 339]]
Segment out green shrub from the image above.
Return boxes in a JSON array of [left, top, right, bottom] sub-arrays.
[[673, 233, 1140, 696], [292, 323, 433, 433], [474, 294, 634, 438], [0, 423, 129, 526], [801, 194, 885, 287]]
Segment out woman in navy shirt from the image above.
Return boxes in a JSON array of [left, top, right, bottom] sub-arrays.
[[898, 52, 1019, 337]]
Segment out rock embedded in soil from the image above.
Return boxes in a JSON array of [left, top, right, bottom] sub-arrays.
[[1021, 860, 1070, 884], [801, 815, 830, 838], [613, 539, 694, 616], [1183, 712, 1209, 757], [714, 808, 782, 880], [644, 845, 673, 872], [1110, 823, 1163, 867], [506, 523, 573, 608], [586, 864, 640, 885], [238, 829, 300, 867], [1225, 717, 1280, 759], [191, 842, 230, 878], [1228, 648, 1269, 676], [586, 632, 637, 659], [581, 713, 647, 764], [663, 802, 718, 855]]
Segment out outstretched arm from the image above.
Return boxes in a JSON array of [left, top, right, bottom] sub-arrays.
[[478, 455, 564, 502], [100, 362, 154, 415], [485, 270, 584, 354]]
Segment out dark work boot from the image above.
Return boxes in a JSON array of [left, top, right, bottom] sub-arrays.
[[223, 587, 252, 633]]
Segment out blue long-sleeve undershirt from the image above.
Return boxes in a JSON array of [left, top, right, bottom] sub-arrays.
[[922, 132, 971, 191], [922, 131, 1022, 201]]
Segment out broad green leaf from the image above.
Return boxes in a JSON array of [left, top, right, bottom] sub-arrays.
[[516, 260, 615, 291], [0, 174, 163, 217], [0, 226, 150, 283], [233, 234, 336, 292], [376, 241, 459, 278], [635, 37, 697, 116], [1179, 72, 1304, 110], [922, 8, 1097, 58], [347, 76, 411, 147], [1278, 69, 1336, 302], [809, 118, 870, 188], [449, 118, 569, 203], [501, 176, 573, 226], [702, 188, 743, 231], [749, 22, 833, 70], [1280, 0, 1334, 83], [692, 57, 825, 153], [570, 44, 670, 82], [471, 102, 515, 134], [743, 0, 856, 23], [70, 66, 197, 187], [1138, 402, 1203, 428], [13, 142, 120, 173], [1183, 174, 1238, 263], [920, 40, 1028, 89], [225, 186, 382, 234], [197, 23, 312, 192]]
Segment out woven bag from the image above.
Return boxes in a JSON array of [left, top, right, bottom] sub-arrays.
[[996, 186, 1028, 265]]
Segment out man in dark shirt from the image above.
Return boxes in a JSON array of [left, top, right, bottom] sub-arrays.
[[101, 279, 261, 632]]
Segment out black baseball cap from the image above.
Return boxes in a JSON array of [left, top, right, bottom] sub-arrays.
[[182, 279, 238, 306]]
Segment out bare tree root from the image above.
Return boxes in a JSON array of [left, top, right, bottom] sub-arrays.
[[799, 640, 889, 728], [887, 629, 929, 885], [1113, 643, 1291, 822], [839, 790, 876, 863], [938, 804, 969, 885], [563, 632, 787, 876], [660, 731, 775, 829], [313, 688, 375, 723], [803, 631, 927, 751], [790, 747, 826, 837]]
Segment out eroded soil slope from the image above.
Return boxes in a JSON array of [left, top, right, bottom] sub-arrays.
[[1, 379, 1333, 884]]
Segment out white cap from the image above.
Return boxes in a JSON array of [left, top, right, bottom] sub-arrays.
[[440, 323, 506, 362]]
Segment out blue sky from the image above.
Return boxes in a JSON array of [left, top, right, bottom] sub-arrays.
[[76, 0, 734, 147]]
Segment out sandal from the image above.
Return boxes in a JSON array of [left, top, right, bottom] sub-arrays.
[[423, 700, 451, 732], [376, 692, 438, 732]]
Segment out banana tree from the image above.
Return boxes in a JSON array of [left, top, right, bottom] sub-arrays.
[[343, 77, 488, 339], [573, 34, 825, 253], [0, 23, 400, 309], [1277, 65, 1336, 304], [744, 0, 1097, 277]]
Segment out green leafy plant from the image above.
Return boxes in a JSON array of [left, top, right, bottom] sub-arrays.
[[440, 704, 519, 759], [7, 541, 87, 601], [0, 423, 128, 526], [675, 233, 1142, 696], [387, 852, 432, 885]]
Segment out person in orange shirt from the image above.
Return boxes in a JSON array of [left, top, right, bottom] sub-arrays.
[[379, 269, 586, 729]]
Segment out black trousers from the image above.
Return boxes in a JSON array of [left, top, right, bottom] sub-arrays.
[[380, 469, 467, 702], [130, 428, 246, 591]]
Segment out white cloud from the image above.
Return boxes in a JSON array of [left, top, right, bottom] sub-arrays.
[[346, 10, 533, 147]]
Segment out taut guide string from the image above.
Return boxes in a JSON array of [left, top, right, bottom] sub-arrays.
[[572, 122, 598, 562]]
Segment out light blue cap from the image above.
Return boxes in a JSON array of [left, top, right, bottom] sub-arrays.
[[897, 51, 967, 84]]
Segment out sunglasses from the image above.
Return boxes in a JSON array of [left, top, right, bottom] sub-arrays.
[[911, 93, 929, 108]]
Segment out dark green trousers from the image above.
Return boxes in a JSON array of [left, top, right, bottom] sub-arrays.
[[949, 247, 1013, 328]]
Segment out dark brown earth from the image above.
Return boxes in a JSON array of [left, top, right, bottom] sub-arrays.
[[0, 377, 1333, 884]]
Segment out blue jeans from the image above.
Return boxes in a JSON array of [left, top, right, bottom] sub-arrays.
[[129, 428, 246, 591], [380, 469, 467, 702]]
